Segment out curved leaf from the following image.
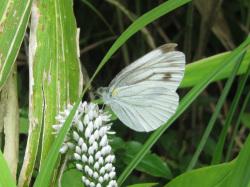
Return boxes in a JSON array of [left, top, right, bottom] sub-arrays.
[[0, 0, 32, 90], [165, 162, 234, 187], [181, 50, 250, 88]]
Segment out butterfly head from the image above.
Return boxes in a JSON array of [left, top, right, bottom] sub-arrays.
[[97, 87, 111, 104]]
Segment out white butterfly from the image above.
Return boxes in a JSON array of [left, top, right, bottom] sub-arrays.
[[98, 44, 185, 132]]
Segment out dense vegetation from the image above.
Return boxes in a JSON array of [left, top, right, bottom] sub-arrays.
[[0, 0, 249, 186]]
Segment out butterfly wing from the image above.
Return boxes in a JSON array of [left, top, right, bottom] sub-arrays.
[[110, 87, 179, 132], [106, 44, 185, 132], [109, 43, 184, 92]]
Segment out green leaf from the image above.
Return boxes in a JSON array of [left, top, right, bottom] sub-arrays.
[[128, 183, 158, 187], [118, 36, 250, 185], [227, 134, 250, 187], [19, 117, 28, 134], [226, 88, 250, 161], [122, 141, 172, 179], [19, 108, 28, 134], [19, 0, 82, 186], [180, 50, 250, 88], [0, 151, 16, 187], [0, 0, 32, 90], [187, 51, 245, 170], [39, 0, 82, 166], [211, 62, 250, 164], [61, 169, 83, 187], [165, 134, 250, 187], [165, 162, 234, 187]]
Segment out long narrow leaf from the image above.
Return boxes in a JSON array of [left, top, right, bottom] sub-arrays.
[[19, 0, 82, 186], [181, 50, 250, 88], [225, 86, 250, 161], [186, 51, 245, 171], [0, 0, 32, 90], [212, 63, 250, 164]]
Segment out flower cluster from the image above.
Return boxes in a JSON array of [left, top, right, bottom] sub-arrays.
[[53, 101, 118, 187]]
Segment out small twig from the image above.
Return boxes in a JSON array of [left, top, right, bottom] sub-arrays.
[[80, 36, 117, 55]]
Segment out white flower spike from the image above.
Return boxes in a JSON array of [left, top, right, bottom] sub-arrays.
[[53, 101, 118, 187]]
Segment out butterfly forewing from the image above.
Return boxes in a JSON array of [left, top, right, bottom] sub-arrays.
[[109, 44, 185, 91]]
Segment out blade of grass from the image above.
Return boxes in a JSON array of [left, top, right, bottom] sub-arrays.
[[0, 151, 16, 187], [186, 51, 246, 171], [211, 63, 250, 164], [225, 86, 250, 161], [117, 36, 250, 185], [34, 0, 191, 186]]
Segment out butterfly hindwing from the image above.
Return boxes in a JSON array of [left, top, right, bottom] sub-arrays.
[[110, 88, 179, 132]]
